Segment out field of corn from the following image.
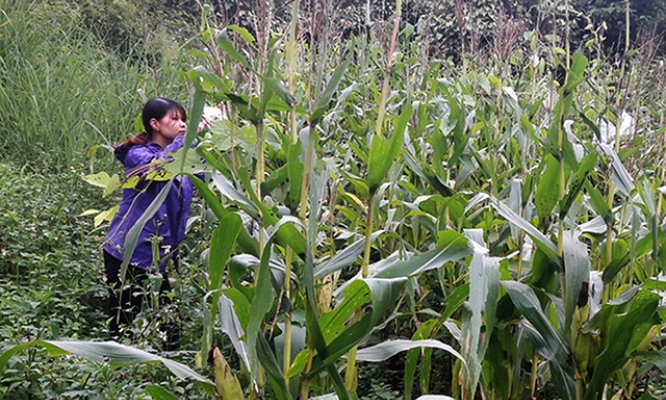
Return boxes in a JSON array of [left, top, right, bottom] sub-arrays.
[[2, 0, 666, 399]]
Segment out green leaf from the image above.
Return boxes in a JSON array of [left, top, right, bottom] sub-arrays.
[[261, 164, 288, 196], [219, 290, 251, 371], [502, 281, 567, 362], [227, 24, 256, 46], [313, 231, 384, 279], [202, 215, 243, 360], [0, 340, 215, 395], [562, 232, 590, 336], [403, 150, 455, 197], [93, 205, 119, 227], [584, 290, 660, 400], [461, 247, 500, 395], [535, 154, 560, 223], [561, 52, 588, 95], [257, 334, 293, 400], [354, 339, 463, 363], [211, 173, 260, 218], [560, 151, 597, 219], [306, 278, 408, 376], [287, 141, 304, 208], [247, 242, 277, 380], [310, 61, 350, 125], [371, 230, 471, 278], [261, 76, 295, 107], [189, 65, 231, 93], [598, 143, 635, 197], [121, 180, 173, 279], [215, 29, 253, 71], [209, 214, 243, 291], [82, 171, 113, 188], [186, 173, 259, 256], [145, 385, 180, 400], [183, 90, 206, 162], [367, 103, 412, 195], [488, 195, 560, 264], [585, 180, 612, 223]]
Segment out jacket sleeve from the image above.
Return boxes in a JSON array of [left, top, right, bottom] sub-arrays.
[[124, 136, 186, 169]]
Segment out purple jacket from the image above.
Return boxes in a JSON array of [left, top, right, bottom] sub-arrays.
[[103, 135, 194, 273]]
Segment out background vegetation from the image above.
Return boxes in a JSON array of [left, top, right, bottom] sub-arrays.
[[2, 0, 666, 399]]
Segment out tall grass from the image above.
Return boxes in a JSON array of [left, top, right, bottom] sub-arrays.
[[0, 0, 186, 171]]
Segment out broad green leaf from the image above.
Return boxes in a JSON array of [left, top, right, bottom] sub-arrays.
[[634, 351, 666, 374], [202, 215, 243, 361], [227, 93, 260, 124], [103, 174, 122, 197], [209, 214, 242, 291], [584, 290, 660, 400], [367, 103, 412, 195], [371, 231, 471, 279], [145, 385, 180, 400], [121, 180, 173, 280], [189, 65, 231, 93], [416, 396, 456, 400], [257, 334, 293, 400], [261, 164, 288, 196], [227, 24, 256, 46], [488, 195, 560, 264], [247, 241, 278, 380], [301, 204, 351, 399], [310, 61, 350, 125], [211, 173, 260, 218], [563, 232, 590, 338], [233, 164, 307, 255], [313, 231, 384, 279], [185, 173, 259, 256], [354, 339, 464, 364], [0, 340, 215, 395], [183, 90, 206, 162], [535, 154, 560, 223], [585, 180, 612, 224], [502, 281, 567, 362], [560, 151, 598, 219], [598, 143, 635, 197], [403, 150, 455, 197], [306, 278, 408, 377], [461, 247, 500, 396], [215, 29, 253, 71], [93, 205, 119, 227], [287, 141, 304, 208], [262, 76, 295, 107], [561, 52, 588, 95], [82, 171, 114, 188]]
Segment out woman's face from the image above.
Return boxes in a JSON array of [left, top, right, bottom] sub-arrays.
[[151, 109, 186, 147]]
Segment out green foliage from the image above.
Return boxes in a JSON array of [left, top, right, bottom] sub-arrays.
[[0, 0, 189, 171]]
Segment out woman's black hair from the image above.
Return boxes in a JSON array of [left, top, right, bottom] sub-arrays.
[[142, 97, 187, 138]]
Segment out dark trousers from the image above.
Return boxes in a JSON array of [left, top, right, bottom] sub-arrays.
[[103, 250, 180, 349]]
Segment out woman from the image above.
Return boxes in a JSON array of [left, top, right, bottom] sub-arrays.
[[103, 97, 194, 345]]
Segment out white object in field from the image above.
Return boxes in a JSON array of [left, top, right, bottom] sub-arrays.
[[588, 271, 603, 318], [203, 105, 227, 122], [596, 111, 635, 144]]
